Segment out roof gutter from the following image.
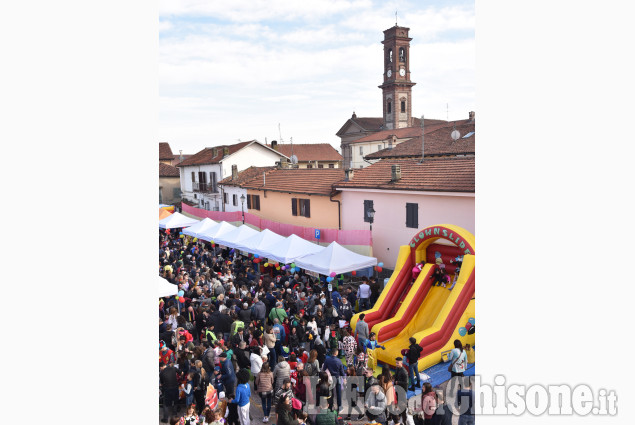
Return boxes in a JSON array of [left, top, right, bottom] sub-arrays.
[[329, 190, 341, 230]]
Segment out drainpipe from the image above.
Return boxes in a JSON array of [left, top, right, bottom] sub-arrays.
[[329, 190, 341, 230]]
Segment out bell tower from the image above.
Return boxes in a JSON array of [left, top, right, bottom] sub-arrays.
[[379, 25, 416, 129]]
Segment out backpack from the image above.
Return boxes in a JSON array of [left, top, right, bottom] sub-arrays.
[[305, 360, 318, 376]]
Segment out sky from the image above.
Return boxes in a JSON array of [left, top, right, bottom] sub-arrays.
[[159, 0, 475, 155]]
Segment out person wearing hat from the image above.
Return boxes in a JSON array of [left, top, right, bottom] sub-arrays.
[[219, 351, 237, 398]]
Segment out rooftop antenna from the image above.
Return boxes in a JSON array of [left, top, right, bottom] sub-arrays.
[[278, 123, 284, 144], [290, 136, 294, 161], [395, 10, 398, 26], [446, 103, 449, 122], [420, 114, 425, 163]]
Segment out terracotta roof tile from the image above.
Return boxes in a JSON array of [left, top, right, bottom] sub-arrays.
[[173, 154, 192, 166], [176, 141, 252, 167], [266, 143, 342, 162], [159, 162, 180, 177], [159, 142, 175, 160], [365, 121, 475, 159], [242, 168, 345, 196], [336, 117, 385, 135], [334, 157, 474, 192], [218, 166, 276, 187], [348, 118, 469, 145]]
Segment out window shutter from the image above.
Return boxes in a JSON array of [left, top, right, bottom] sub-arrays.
[[364, 200, 372, 223], [291, 198, 297, 216], [406, 203, 418, 228], [191, 172, 195, 182], [255, 195, 260, 210], [305, 199, 310, 218], [247, 194, 251, 209]]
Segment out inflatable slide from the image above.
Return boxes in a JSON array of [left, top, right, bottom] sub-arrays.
[[351, 224, 475, 371]]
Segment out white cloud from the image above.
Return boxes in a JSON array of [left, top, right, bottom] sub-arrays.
[[159, 1, 475, 154]]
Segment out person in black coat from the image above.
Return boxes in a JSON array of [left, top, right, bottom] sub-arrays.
[[406, 338, 423, 390]]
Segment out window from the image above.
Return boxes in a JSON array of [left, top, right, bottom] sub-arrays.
[[401, 100, 406, 113], [191, 172, 196, 182], [247, 194, 260, 210], [210, 172, 218, 193], [292, 198, 311, 217], [328, 164, 334, 168], [387, 48, 393, 63], [387, 101, 392, 114], [318, 164, 324, 169], [232, 194, 238, 206], [399, 47, 405, 62], [378, 144, 382, 151], [359, 146, 363, 155], [223, 192, 228, 204], [406, 203, 418, 228], [307, 164, 313, 169], [363, 200, 373, 223], [173, 188, 181, 198]]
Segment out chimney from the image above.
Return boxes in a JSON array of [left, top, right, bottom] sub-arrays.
[[391, 164, 401, 182], [352, 111, 357, 119], [271, 140, 278, 150], [223, 147, 229, 156], [179, 150, 183, 162], [345, 169, 354, 181], [231, 164, 238, 180], [213, 148, 218, 157], [469, 111, 475, 122]]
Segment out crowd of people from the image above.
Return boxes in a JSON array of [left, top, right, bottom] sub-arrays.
[[158, 228, 474, 425]]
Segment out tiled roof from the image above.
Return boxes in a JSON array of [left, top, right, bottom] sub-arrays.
[[176, 141, 252, 167], [348, 118, 467, 145], [173, 154, 192, 166], [159, 162, 180, 177], [159, 142, 175, 160], [242, 168, 346, 196], [334, 157, 474, 193], [336, 116, 385, 135], [218, 166, 276, 187], [267, 143, 342, 162], [365, 121, 475, 159]]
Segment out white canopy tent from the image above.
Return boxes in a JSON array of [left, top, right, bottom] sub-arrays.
[[234, 228, 286, 255], [182, 217, 218, 239], [198, 221, 237, 243], [158, 276, 178, 298], [213, 224, 259, 248], [159, 212, 200, 229], [262, 234, 325, 264], [294, 241, 377, 275]]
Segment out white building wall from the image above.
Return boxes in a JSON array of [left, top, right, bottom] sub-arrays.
[[350, 141, 396, 169], [220, 185, 247, 213], [219, 143, 286, 178], [179, 163, 223, 210]]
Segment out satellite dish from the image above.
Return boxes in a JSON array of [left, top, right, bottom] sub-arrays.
[[451, 130, 461, 141], [290, 155, 298, 164]]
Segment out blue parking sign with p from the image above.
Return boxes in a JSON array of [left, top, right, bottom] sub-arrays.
[[315, 229, 321, 239]]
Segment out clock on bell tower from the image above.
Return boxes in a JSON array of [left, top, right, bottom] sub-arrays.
[[379, 25, 416, 129]]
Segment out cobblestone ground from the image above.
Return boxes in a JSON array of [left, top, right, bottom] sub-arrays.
[[160, 379, 460, 424]]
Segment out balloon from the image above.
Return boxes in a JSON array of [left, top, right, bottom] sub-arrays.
[[179, 232, 183, 235], [166, 229, 170, 234], [254, 254, 259, 259], [211, 243, 215, 247], [264, 262, 269, 267], [329, 272, 336, 278], [179, 297, 185, 303], [291, 263, 296, 268], [253, 258, 261, 263], [178, 290, 184, 297], [193, 238, 198, 242], [276, 266, 280, 270], [351, 270, 357, 276], [275, 263, 279, 267], [377, 267, 383, 272], [378, 262, 384, 267], [326, 277, 333, 282]]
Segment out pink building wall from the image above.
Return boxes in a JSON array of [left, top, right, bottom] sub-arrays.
[[340, 190, 475, 269]]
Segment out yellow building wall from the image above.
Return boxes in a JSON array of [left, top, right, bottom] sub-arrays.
[[247, 190, 341, 229]]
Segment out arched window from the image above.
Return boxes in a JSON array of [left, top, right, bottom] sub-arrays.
[[400, 100, 406, 113], [388, 49, 393, 63], [387, 101, 392, 114], [399, 47, 405, 62]]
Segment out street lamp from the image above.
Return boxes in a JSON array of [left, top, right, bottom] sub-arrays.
[[240, 193, 246, 224], [367, 205, 375, 231]]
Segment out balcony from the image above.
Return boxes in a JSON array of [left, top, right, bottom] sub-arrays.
[[192, 182, 219, 194]]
